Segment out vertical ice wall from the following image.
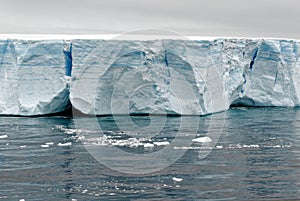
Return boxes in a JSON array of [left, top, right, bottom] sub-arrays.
[[0, 39, 70, 115], [70, 39, 227, 115], [0, 36, 300, 116]]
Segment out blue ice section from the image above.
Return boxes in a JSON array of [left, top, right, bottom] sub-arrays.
[[64, 43, 72, 76]]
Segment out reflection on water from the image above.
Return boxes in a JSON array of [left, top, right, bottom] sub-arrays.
[[0, 107, 299, 200]]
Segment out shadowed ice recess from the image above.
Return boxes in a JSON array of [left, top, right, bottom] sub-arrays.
[[0, 35, 300, 116]]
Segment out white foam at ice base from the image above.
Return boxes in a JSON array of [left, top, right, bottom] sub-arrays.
[[0, 135, 8, 139], [192, 137, 212, 143], [57, 142, 72, 146]]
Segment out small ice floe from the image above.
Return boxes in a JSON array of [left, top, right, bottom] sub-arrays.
[[216, 145, 223, 149], [242, 144, 259, 148], [144, 143, 154, 149], [172, 177, 183, 182], [192, 137, 212, 143], [273, 145, 282, 148], [153, 141, 170, 146], [45, 142, 54, 145], [19, 199, 25, 201], [58, 142, 72, 147], [41, 144, 49, 148], [64, 129, 77, 135], [0, 135, 8, 139], [20, 145, 26, 148]]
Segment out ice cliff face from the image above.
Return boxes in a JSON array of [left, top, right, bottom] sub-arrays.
[[0, 36, 299, 116], [224, 39, 300, 107], [0, 39, 69, 115], [70, 39, 227, 115], [71, 38, 300, 115]]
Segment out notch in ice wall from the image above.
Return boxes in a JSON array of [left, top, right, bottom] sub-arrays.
[[64, 41, 72, 76]]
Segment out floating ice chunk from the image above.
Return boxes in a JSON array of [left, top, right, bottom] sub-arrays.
[[45, 142, 54, 145], [144, 143, 154, 148], [58, 142, 72, 146], [273, 145, 282, 148], [41, 144, 49, 148], [153, 141, 170, 146], [0, 135, 8, 139], [242, 144, 260, 148], [172, 177, 183, 182], [64, 129, 77, 135], [20, 145, 26, 148], [192, 137, 212, 143], [216, 145, 223, 149]]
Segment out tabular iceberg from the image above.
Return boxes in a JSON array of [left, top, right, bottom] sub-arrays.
[[0, 35, 299, 116], [70, 38, 300, 115], [0, 39, 70, 116]]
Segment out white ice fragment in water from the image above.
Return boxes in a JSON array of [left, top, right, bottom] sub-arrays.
[[192, 137, 212, 143], [153, 141, 170, 146], [20, 145, 26, 148], [0, 135, 8, 139], [144, 143, 154, 148], [172, 177, 183, 182], [45, 142, 54, 145], [242, 144, 260, 148], [19, 199, 25, 201], [58, 142, 72, 146], [273, 145, 281, 148], [216, 145, 223, 149], [41, 144, 49, 148], [64, 129, 77, 135]]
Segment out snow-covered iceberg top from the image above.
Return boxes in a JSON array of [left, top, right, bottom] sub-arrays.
[[0, 34, 299, 116]]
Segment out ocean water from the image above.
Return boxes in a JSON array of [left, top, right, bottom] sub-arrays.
[[0, 107, 300, 200]]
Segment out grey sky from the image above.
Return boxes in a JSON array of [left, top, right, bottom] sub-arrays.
[[0, 0, 299, 38]]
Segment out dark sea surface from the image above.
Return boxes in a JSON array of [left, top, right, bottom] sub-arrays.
[[0, 107, 300, 201]]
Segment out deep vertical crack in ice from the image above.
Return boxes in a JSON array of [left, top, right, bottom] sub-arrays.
[[249, 48, 258, 71]]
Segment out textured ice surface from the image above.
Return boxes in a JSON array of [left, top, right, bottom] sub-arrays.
[[0, 35, 300, 116], [70, 39, 226, 115], [71, 38, 300, 115], [0, 39, 69, 115]]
